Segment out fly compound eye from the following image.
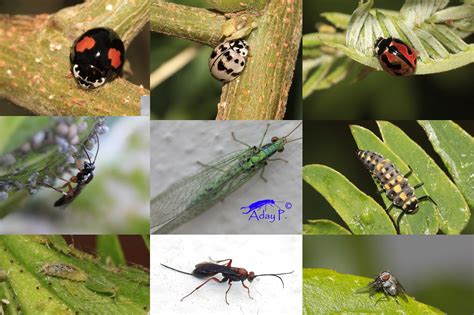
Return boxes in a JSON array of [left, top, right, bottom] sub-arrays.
[[380, 273, 391, 282]]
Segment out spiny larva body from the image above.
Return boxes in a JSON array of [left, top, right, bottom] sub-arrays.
[[356, 150, 436, 232], [209, 40, 248, 82]]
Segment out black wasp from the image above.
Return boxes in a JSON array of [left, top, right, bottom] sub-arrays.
[[356, 271, 408, 304], [161, 258, 293, 305], [357, 150, 437, 233], [45, 133, 99, 207]]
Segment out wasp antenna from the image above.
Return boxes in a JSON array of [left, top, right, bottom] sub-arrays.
[[161, 263, 194, 276], [253, 271, 294, 288]]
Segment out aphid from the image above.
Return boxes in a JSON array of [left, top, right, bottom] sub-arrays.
[[356, 271, 407, 304], [45, 133, 99, 207], [161, 258, 293, 305], [209, 39, 248, 82], [357, 150, 437, 233], [41, 262, 88, 282], [374, 37, 417, 76], [150, 123, 302, 234]]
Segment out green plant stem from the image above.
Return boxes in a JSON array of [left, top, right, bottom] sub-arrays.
[[0, 0, 149, 115], [150, 0, 227, 47], [217, 0, 302, 119]]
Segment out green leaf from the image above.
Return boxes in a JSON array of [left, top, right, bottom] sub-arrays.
[[418, 120, 474, 209], [303, 164, 396, 235], [351, 125, 439, 235], [379, 121, 470, 234], [0, 235, 149, 314], [303, 219, 351, 235], [97, 235, 126, 266], [303, 268, 444, 314]]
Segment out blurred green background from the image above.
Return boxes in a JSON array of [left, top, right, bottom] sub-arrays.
[[0, 0, 150, 115], [304, 236, 474, 314], [303, 120, 474, 234], [303, 0, 474, 119], [150, 0, 302, 120]]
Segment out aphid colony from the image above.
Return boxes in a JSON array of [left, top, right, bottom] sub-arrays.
[[357, 150, 436, 232], [209, 39, 249, 82]]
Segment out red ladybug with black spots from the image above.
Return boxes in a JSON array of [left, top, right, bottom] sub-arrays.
[[374, 37, 417, 76], [70, 27, 125, 89]]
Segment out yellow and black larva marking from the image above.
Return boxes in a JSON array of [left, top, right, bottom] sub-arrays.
[[357, 150, 437, 233]]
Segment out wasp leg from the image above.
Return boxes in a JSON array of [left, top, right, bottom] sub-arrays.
[[180, 277, 226, 302], [225, 280, 233, 305], [209, 258, 233, 267], [43, 184, 67, 196], [241, 280, 253, 300], [418, 195, 437, 206]]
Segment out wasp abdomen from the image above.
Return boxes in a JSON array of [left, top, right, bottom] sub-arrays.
[[357, 150, 418, 212]]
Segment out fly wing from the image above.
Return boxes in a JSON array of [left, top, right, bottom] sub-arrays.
[[395, 279, 408, 302], [150, 148, 258, 233]]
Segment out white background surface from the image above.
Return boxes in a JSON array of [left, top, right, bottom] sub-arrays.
[[150, 121, 302, 234], [151, 235, 302, 315]]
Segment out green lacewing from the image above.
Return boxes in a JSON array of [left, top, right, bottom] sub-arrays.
[[150, 122, 302, 234]]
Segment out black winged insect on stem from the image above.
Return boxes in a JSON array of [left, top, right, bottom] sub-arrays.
[[161, 258, 293, 305]]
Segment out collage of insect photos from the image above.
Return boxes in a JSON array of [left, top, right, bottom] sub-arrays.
[[0, 0, 472, 314]]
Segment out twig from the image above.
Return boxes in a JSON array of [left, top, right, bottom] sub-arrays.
[[0, 0, 149, 115]]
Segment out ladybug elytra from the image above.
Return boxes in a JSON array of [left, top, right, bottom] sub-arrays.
[[374, 37, 417, 76], [70, 27, 125, 89]]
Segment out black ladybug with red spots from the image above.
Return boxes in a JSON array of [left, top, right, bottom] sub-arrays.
[[70, 27, 125, 89]]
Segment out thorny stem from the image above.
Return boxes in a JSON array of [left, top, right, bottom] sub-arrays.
[[0, 0, 149, 115]]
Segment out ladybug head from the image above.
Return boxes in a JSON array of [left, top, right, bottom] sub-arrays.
[[374, 37, 391, 56]]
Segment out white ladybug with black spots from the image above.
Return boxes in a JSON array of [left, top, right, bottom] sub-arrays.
[[209, 39, 248, 82]]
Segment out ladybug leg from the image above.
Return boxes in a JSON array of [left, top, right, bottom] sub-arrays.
[[403, 166, 413, 178], [413, 182, 424, 189], [417, 195, 437, 206], [395, 212, 404, 234]]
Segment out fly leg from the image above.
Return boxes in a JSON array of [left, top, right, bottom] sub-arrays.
[[180, 277, 226, 302]]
